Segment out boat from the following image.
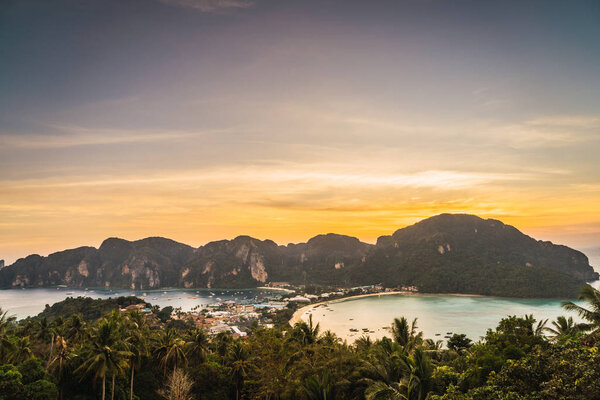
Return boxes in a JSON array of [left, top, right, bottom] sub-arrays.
[[66, 292, 74, 295]]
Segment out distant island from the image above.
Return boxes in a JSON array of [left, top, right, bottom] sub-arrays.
[[1, 214, 597, 298]]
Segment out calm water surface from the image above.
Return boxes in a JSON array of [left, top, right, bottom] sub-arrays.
[[303, 294, 588, 343], [0, 287, 281, 319]]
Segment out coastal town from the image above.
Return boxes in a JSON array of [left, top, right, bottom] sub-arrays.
[[119, 283, 420, 338]]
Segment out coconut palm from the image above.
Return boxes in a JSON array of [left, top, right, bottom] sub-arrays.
[[318, 330, 341, 346], [186, 328, 209, 364], [48, 336, 74, 400], [301, 370, 335, 400], [0, 307, 15, 333], [403, 348, 433, 399], [10, 336, 33, 363], [227, 340, 250, 400], [391, 317, 422, 352], [355, 336, 373, 353], [63, 314, 87, 343], [154, 329, 187, 372], [563, 285, 600, 335], [365, 381, 407, 400], [364, 349, 433, 400], [123, 311, 148, 400], [74, 320, 131, 400], [35, 317, 59, 366], [523, 314, 548, 337], [290, 314, 321, 346], [545, 315, 580, 340], [0, 308, 16, 363]]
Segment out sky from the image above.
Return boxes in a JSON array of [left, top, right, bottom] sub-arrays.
[[1, 0, 600, 265]]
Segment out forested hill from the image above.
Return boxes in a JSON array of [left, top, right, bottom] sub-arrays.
[[1, 214, 597, 297]]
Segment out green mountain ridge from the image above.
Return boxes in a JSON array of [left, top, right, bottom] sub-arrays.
[[1, 214, 597, 297]]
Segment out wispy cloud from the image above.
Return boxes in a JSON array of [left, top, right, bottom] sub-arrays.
[[0, 126, 224, 149], [489, 115, 600, 149], [2, 166, 526, 191], [157, 0, 254, 12]]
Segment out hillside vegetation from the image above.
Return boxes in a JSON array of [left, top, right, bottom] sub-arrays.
[[1, 214, 596, 298]]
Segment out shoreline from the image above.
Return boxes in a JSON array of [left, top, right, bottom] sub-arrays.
[[256, 286, 294, 293], [289, 291, 488, 326]]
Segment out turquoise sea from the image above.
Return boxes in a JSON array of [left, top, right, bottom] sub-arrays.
[[0, 287, 282, 319], [302, 293, 589, 343]]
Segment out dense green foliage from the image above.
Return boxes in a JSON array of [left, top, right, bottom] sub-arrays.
[[34, 296, 148, 322], [1, 214, 596, 298], [2, 285, 600, 399]]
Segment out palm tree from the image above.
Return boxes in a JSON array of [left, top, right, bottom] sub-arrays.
[[355, 336, 373, 353], [0, 307, 15, 333], [290, 314, 321, 346], [227, 340, 250, 400], [154, 329, 187, 372], [10, 336, 33, 363], [563, 284, 600, 335], [123, 311, 148, 400], [301, 370, 335, 400], [63, 314, 87, 343], [364, 348, 433, 400], [318, 330, 340, 347], [545, 315, 580, 340], [402, 348, 433, 400], [523, 314, 547, 337], [74, 320, 131, 400], [0, 308, 16, 363], [48, 336, 74, 400], [391, 317, 422, 352], [186, 328, 209, 365], [212, 331, 233, 363], [35, 317, 58, 367], [365, 381, 407, 400]]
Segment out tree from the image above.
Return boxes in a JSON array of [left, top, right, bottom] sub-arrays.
[[562, 284, 600, 336], [545, 315, 579, 340], [123, 311, 148, 400], [227, 340, 250, 400], [63, 314, 86, 343], [185, 328, 209, 365], [48, 336, 74, 400], [301, 370, 335, 400], [0, 364, 24, 400], [74, 319, 131, 400], [365, 380, 407, 400], [446, 334, 472, 354], [290, 314, 321, 346], [158, 368, 193, 400], [391, 317, 422, 352], [0, 308, 16, 363], [10, 336, 33, 364], [154, 329, 187, 372]]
